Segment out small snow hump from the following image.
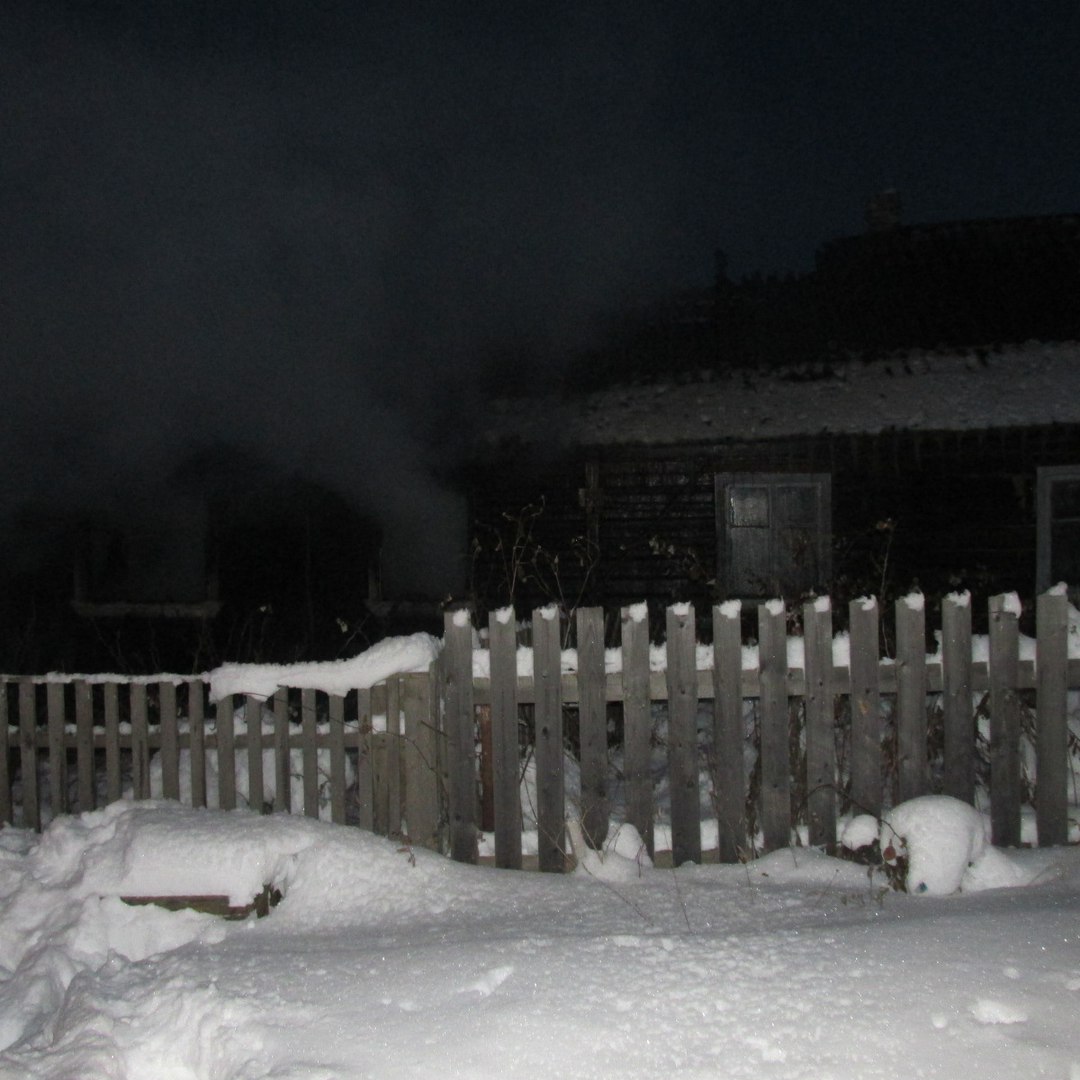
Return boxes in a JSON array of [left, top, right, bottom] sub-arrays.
[[880, 796, 988, 896]]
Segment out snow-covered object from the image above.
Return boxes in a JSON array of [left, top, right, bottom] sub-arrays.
[[840, 813, 879, 852], [880, 796, 989, 895], [208, 632, 441, 701]]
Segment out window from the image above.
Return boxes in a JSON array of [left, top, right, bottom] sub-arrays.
[[1036, 466, 1080, 593], [715, 473, 831, 600]]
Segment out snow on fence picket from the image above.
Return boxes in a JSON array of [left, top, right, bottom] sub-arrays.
[[2, 590, 1078, 867]]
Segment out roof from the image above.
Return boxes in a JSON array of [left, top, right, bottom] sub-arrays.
[[484, 341, 1080, 449]]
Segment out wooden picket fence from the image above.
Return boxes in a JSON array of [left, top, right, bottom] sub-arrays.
[[2, 590, 1078, 871]]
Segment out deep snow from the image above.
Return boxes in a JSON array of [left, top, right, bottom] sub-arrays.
[[1, 801, 1079, 1079]]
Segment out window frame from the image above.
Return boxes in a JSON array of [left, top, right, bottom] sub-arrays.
[[1036, 464, 1080, 594]]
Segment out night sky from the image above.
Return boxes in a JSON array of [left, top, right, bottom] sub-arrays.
[[3, 0, 1079, 600]]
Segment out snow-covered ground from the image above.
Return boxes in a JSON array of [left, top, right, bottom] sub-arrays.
[[1, 800, 1079, 1079]]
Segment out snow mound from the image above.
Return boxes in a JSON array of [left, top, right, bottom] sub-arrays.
[[881, 796, 989, 895]]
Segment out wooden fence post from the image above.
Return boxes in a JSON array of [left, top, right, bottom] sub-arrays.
[[443, 608, 479, 864], [217, 693, 236, 811], [941, 592, 974, 804], [271, 686, 289, 814], [1036, 588, 1069, 847], [489, 608, 523, 869], [75, 680, 95, 813], [713, 602, 745, 862], [621, 605, 654, 858], [758, 601, 789, 852], [245, 691, 265, 813], [988, 594, 1021, 846], [161, 683, 180, 802], [104, 682, 121, 806], [534, 605, 565, 873], [403, 670, 441, 851], [328, 693, 346, 825], [18, 680, 39, 831], [895, 594, 928, 803], [355, 687, 374, 831], [47, 682, 67, 818], [130, 683, 150, 802], [803, 598, 835, 852], [667, 603, 701, 866], [0, 682, 10, 825], [577, 606, 609, 850], [849, 597, 881, 817], [300, 688, 318, 818]]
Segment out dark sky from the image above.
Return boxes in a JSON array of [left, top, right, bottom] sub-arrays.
[[2, 0, 1078, 596]]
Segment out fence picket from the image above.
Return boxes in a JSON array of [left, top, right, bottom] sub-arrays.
[[328, 693, 346, 825], [217, 694, 236, 811], [534, 607, 565, 873], [988, 595, 1021, 846], [130, 683, 150, 802], [47, 683, 67, 818], [385, 680, 402, 836], [75, 681, 94, 813], [301, 688, 318, 818], [667, 604, 701, 866], [713, 603, 745, 862], [272, 687, 289, 814], [403, 670, 441, 851], [443, 609, 478, 864], [895, 597, 928, 803], [245, 693, 264, 813], [0, 683, 10, 824], [188, 681, 206, 809], [577, 606, 608, 850], [104, 682, 121, 805], [849, 598, 881, 817], [759, 603, 789, 853], [18, 681, 38, 831], [621, 606, 654, 858], [803, 599, 835, 852], [489, 610, 523, 869], [1036, 590, 1069, 847], [355, 688, 374, 831], [941, 594, 974, 804], [160, 683, 180, 802]]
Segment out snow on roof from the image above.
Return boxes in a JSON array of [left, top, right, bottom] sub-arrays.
[[485, 341, 1080, 448]]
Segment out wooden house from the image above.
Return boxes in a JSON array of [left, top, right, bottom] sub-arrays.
[[466, 210, 1080, 631]]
